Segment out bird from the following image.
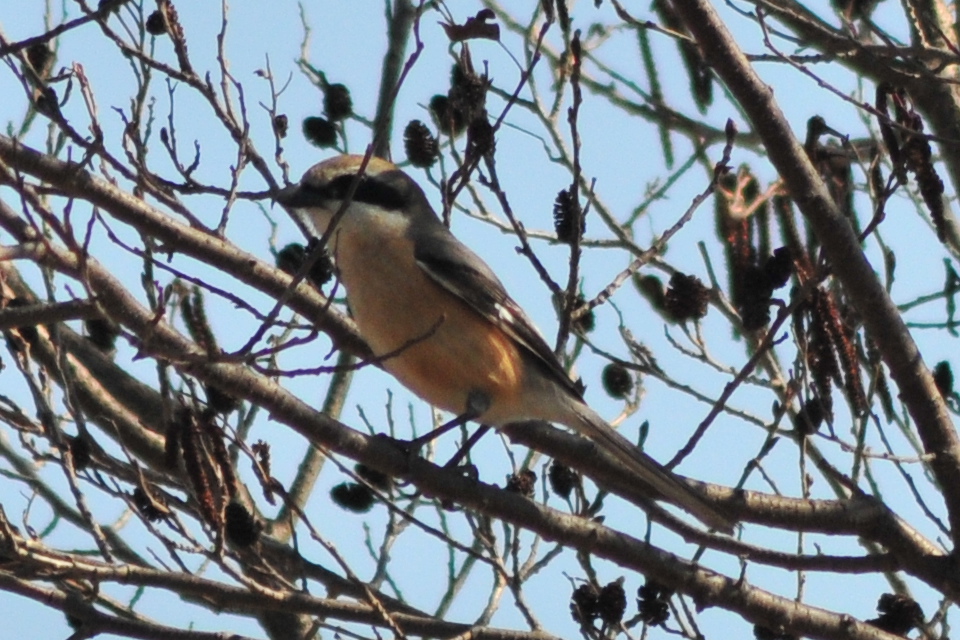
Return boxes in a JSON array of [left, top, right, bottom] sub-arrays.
[[276, 154, 734, 533]]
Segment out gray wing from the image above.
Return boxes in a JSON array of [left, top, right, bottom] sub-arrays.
[[413, 226, 583, 400]]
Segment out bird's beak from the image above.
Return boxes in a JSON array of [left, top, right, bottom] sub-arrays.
[[274, 184, 304, 208]]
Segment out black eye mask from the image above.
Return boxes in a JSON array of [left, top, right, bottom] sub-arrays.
[[317, 172, 410, 211]]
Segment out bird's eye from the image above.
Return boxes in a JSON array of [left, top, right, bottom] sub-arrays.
[[325, 175, 356, 200], [325, 173, 408, 210]]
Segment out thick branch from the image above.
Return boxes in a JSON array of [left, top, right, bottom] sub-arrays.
[[671, 0, 960, 543], [0, 135, 371, 360], [0, 174, 940, 640]]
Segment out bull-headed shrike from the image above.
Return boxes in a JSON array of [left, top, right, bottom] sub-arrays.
[[277, 154, 733, 533]]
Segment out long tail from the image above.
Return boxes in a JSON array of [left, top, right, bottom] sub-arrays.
[[567, 403, 735, 533]]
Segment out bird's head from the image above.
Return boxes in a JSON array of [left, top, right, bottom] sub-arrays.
[[275, 155, 435, 235]]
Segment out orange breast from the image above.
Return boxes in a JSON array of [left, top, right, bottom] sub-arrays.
[[332, 223, 525, 420]]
